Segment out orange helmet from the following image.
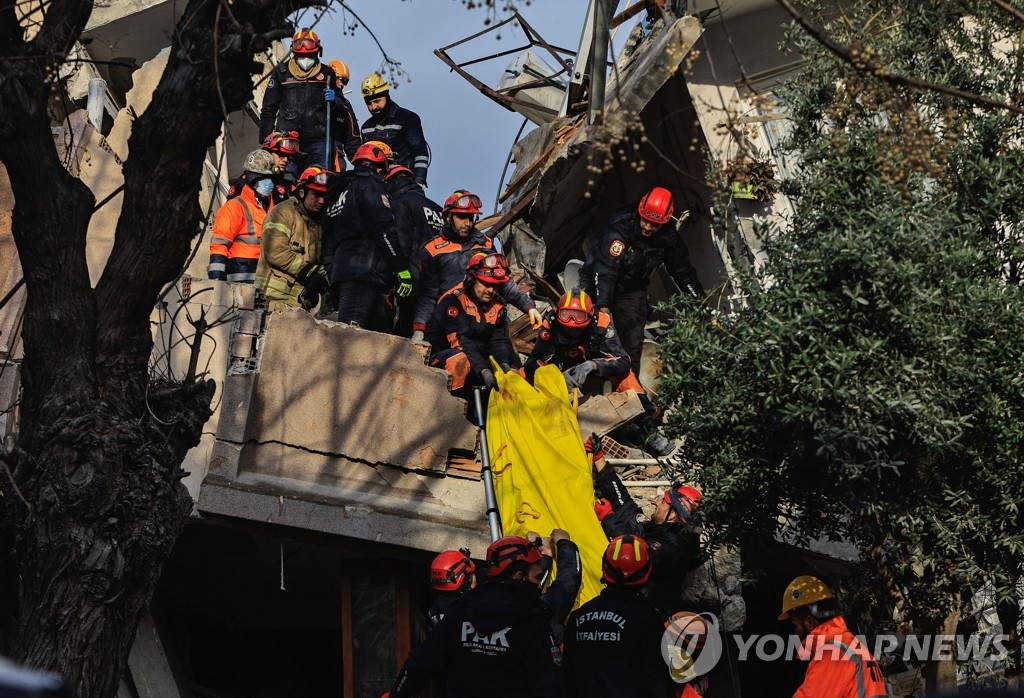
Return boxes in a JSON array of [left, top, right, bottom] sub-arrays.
[[352, 142, 389, 167], [365, 140, 395, 165], [664, 483, 702, 522], [385, 164, 415, 181], [262, 130, 300, 156], [430, 550, 476, 592], [466, 252, 510, 287], [329, 59, 350, 86], [443, 190, 483, 216], [602, 535, 652, 586], [556, 289, 595, 329], [638, 186, 674, 224], [292, 29, 321, 56], [297, 166, 330, 193], [486, 536, 542, 578]]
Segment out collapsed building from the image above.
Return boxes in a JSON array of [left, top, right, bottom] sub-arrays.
[[0, 0, 956, 696]]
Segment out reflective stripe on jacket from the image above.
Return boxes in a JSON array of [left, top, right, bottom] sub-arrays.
[[795, 616, 888, 698], [209, 185, 270, 282], [255, 197, 322, 306]]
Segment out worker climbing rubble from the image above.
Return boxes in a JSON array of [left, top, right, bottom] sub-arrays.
[[587, 433, 703, 617], [425, 252, 522, 396], [525, 288, 677, 456], [411, 190, 541, 342], [580, 186, 704, 375]]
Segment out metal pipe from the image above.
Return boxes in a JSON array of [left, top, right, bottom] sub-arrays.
[[588, 0, 610, 125], [606, 458, 663, 465], [474, 388, 503, 542], [87, 78, 106, 133], [623, 480, 674, 487]]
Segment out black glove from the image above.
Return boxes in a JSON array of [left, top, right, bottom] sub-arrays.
[[584, 432, 603, 456], [480, 369, 498, 390], [295, 263, 329, 294]]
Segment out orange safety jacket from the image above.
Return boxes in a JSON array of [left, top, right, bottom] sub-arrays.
[[794, 616, 887, 698], [209, 185, 271, 282]]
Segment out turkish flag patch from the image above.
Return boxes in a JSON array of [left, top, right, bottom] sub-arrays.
[[540, 329, 550, 341], [609, 240, 625, 257], [381, 195, 391, 209], [447, 307, 458, 317]]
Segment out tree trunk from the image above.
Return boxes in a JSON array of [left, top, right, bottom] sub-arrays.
[[921, 607, 961, 694], [0, 0, 301, 693]]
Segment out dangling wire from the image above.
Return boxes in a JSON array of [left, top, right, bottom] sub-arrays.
[[280, 541, 287, 591]]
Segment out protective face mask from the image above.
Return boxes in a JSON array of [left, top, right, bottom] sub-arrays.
[[254, 178, 275, 197], [296, 57, 316, 71]]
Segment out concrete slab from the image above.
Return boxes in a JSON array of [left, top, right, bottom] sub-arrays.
[[577, 390, 645, 438], [242, 310, 477, 472]]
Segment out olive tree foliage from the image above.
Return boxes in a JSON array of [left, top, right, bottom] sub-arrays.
[[659, 0, 1024, 680], [0, 0, 317, 694]]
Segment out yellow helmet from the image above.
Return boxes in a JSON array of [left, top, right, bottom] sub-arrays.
[[778, 575, 834, 620], [361, 73, 390, 99]]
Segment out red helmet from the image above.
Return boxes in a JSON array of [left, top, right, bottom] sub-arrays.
[[638, 186, 674, 224], [292, 29, 321, 56], [430, 550, 476, 592], [602, 535, 652, 586], [352, 142, 389, 167], [385, 164, 415, 181], [486, 536, 543, 577], [443, 190, 483, 216], [297, 166, 330, 193], [466, 252, 510, 287], [664, 483, 702, 522], [262, 130, 300, 156], [556, 289, 595, 329]]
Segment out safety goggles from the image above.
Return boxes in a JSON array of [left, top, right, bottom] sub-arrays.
[[474, 267, 509, 284], [451, 194, 483, 211], [273, 138, 299, 155], [292, 37, 319, 53], [306, 171, 330, 185], [557, 307, 591, 326]]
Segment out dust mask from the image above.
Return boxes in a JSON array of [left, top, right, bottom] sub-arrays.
[[296, 57, 316, 71]]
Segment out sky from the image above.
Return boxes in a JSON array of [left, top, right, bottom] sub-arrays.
[[295, 0, 596, 213]]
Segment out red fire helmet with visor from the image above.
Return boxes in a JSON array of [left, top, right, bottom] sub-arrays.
[[485, 536, 543, 578], [297, 166, 331, 193], [664, 482, 702, 522], [430, 549, 476, 592], [443, 190, 483, 217], [602, 535, 652, 586], [556, 289, 595, 330], [466, 252, 510, 287], [262, 130, 300, 157], [292, 29, 322, 56]]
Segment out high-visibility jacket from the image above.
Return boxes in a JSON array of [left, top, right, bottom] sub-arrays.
[[208, 185, 271, 282], [795, 616, 888, 698], [254, 198, 322, 307]]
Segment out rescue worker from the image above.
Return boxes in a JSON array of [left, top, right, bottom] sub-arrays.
[[321, 142, 411, 330], [209, 149, 276, 283], [255, 166, 331, 311], [360, 73, 431, 186], [259, 30, 360, 171], [385, 164, 444, 336], [227, 131, 298, 203], [386, 536, 562, 698], [563, 535, 676, 698], [580, 186, 703, 374], [780, 576, 888, 698], [588, 435, 702, 617], [528, 528, 582, 647], [411, 190, 541, 342], [425, 252, 522, 396], [428, 548, 476, 628], [525, 288, 677, 456]]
